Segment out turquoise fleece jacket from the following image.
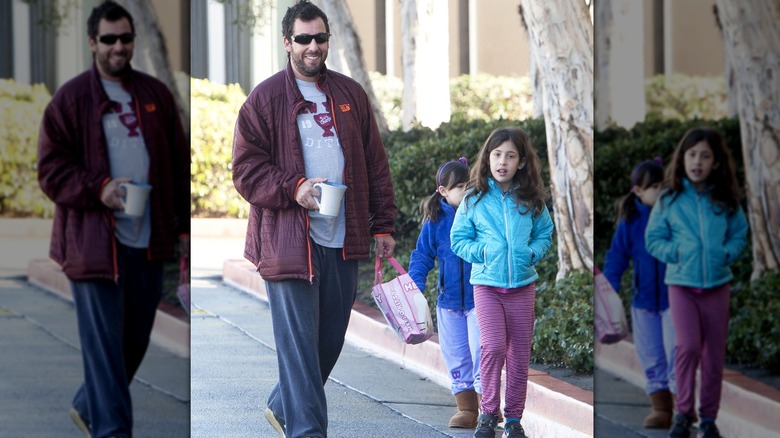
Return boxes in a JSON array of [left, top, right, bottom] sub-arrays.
[[450, 178, 554, 288], [645, 178, 749, 289]]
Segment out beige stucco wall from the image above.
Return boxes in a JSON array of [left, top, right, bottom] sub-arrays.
[[150, 0, 188, 73], [643, 0, 724, 77], [345, 0, 531, 79]]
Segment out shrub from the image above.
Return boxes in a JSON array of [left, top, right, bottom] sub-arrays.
[[594, 118, 742, 257], [190, 78, 249, 218], [645, 74, 729, 121], [368, 72, 535, 131], [372, 117, 593, 373], [0, 79, 55, 217]]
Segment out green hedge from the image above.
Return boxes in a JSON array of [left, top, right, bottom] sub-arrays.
[[190, 78, 249, 218], [376, 118, 593, 373], [594, 117, 743, 261], [0, 79, 55, 218], [595, 118, 780, 372]]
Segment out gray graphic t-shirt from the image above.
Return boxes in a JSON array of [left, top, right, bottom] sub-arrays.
[[296, 79, 346, 248], [101, 79, 151, 248]]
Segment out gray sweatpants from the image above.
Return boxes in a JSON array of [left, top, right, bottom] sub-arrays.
[[265, 241, 358, 438]]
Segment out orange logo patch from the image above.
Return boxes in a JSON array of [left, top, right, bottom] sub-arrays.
[[145, 103, 157, 112], [339, 104, 351, 112]]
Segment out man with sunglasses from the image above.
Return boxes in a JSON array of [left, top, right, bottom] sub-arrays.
[[232, 1, 397, 436], [37, 1, 189, 437]]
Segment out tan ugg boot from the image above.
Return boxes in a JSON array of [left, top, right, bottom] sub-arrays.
[[644, 389, 673, 428], [449, 390, 479, 428]]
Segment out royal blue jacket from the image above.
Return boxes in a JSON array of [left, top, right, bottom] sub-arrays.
[[603, 199, 668, 311], [450, 178, 554, 288], [645, 178, 749, 289], [408, 199, 474, 310]]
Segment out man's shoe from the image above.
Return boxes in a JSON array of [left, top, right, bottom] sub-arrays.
[[264, 407, 286, 437], [474, 413, 499, 438], [69, 407, 91, 438], [503, 420, 527, 438], [698, 421, 722, 438], [668, 413, 693, 438]]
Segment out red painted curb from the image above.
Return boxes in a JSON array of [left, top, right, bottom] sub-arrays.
[[596, 339, 780, 437], [223, 258, 594, 436], [26, 258, 190, 358]]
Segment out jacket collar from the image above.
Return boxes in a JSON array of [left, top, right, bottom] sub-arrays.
[[285, 59, 330, 111], [682, 177, 714, 195], [89, 62, 136, 110], [634, 197, 651, 216], [439, 198, 456, 217], [487, 177, 519, 194]]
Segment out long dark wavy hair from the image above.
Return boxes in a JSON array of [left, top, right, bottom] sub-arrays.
[[661, 127, 741, 216], [464, 127, 547, 216], [615, 158, 664, 221], [419, 158, 469, 223]]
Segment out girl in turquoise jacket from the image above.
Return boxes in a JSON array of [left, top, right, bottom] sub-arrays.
[[645, 127, 748, 438], [451, 127, 554, 438]]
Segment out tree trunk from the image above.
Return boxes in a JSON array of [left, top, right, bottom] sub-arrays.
[[715, 0, 780, 279], [594, 0, 645, 130], [400, 0, 417, 131], [400, 0, 452, 131], [316, 0, 388, 132], [520, 0, 594, 279], [518, 4, 544, 118], [118, 0, 189, 135], [713, 4, 740, 119]]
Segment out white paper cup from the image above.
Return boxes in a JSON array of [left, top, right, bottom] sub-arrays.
[[119, 182, 152, 217], [313, 182, 347, 217]]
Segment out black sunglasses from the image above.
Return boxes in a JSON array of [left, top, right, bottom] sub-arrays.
[[97, 33, 135, 45], [292, 33, 330, 45]]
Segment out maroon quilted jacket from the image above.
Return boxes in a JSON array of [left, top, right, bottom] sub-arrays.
[[37, 64, 190, 281], [232, 61, 397, 282]]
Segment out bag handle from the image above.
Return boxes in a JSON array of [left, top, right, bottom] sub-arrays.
[[374, 256, 406, 286], [179, 255, 189, 285]]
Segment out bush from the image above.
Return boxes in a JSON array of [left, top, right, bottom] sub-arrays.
[[373, 117, 593, 373], [190, 78, 249, 218], [728, 271, 780, 373], [0, 79, 55, 217], [645, 74, 729, 121], [594, 118, 742, 259], [595, 117, 780, 373], [368, 72, 535, 131]]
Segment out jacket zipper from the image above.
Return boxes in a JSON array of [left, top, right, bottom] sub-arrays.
[[697, 192, 707, 286], [503, 193, 513, 281], [291, 99, 315, 283]]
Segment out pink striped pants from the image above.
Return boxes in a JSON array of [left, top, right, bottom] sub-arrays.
[[668, 284, 730, 419], [474, 284, 535, 419]]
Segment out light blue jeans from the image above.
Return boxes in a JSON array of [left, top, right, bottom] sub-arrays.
[[631, 306, 676, 395], [436, 306, 481, 395]]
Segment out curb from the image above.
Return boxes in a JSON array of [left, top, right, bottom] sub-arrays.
[[596, 339, 780, 437], [223, 258, 594, 437], [26, 258, 190, 358]]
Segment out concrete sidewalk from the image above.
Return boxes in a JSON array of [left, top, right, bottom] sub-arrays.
[[0, 219, 189, 437], [191, 218, 593, 436], [595, 339, 780, 437], [0, 275, 189, 437]]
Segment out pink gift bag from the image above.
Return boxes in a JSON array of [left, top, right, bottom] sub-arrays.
[[371, 256, 433, 344], [594, 266, 628, 344]]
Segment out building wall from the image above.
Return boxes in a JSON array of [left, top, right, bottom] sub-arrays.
[[643, 0, 724, 78]]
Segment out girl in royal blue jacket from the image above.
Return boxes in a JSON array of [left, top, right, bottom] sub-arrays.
[[645, 127, 748, 438], [408, 158, 480, 429], [451, 127, 554, 438], [604, 157, 675, 429]]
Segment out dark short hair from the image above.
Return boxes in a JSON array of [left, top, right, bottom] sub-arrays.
[[281, 0, 329, 40], [87, 1, 135, 39]]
